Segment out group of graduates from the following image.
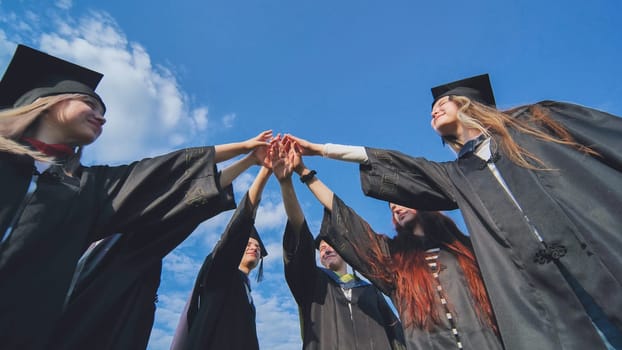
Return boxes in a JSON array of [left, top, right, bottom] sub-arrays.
[[1, 43, 621, 350]]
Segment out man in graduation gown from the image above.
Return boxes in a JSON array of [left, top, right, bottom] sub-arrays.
[[355, 100, 622, 349], [286, 73, 622, 349], [321, 196, 502, 350], [272, 143, 405, 350], [170, 166, 271, 350]]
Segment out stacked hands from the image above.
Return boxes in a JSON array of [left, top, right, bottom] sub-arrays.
[[245, 131, 319, 182]]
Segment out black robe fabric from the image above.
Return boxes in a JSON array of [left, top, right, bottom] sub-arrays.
[[170, 192, 260, 350], [0, 146, 234, 350], [322, 195, 503, 350], [48, 172, 234, 350], [358, 101, 622, 350], [283, 219, 405, 350]]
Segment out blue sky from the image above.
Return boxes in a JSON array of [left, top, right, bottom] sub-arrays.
[[1, 0, 620, 349]]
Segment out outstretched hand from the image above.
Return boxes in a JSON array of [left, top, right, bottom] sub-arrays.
[[270, 138, 291, 182], [244, 130, 273, 151], [283, 134, 322, 156], [245, 130, 273, 166], [271, 137, 304, 182]]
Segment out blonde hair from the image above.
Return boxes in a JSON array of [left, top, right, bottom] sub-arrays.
[[0, 94, 94, 162], [443, 96, 598, 169]]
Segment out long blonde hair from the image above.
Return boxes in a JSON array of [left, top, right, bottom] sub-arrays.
[[443, 96, 599, 169], [0, 94, 90, 162]]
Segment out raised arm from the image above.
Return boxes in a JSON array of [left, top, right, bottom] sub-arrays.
[[283, 139, 335, 212], [248, 166, 272, 210], [219, 134, 270, 189], [272, 139, 319, 305], [272, 138, 304, 228], [208, 165, 270, 280], [214, 129, 272, 163], [281, 140, 396, 293], [284, 134, 368, 163]]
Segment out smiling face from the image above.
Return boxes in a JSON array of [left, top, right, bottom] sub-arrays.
[[239, 237, 262, 271], [389, 202, 427, 237], [390, 203, 418, 227], [430, 96, 461, 137], [42, 96, 106, 146], [318, 240, 346, 272]]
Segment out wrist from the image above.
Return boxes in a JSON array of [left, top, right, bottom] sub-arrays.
[[277, 176, 293, 185], [313, 143, 324, 156], [299, 169, 317, 184]]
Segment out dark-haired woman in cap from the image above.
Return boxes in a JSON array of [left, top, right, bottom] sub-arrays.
[[0, 44, 271, 349], [285, 74, 622, 350]]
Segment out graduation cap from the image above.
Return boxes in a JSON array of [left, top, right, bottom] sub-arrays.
[[314, 233, 327, 250], [0, 44, 105, 112], [431, 73, 495, 108], [249, 226, 268, 282], [249, 226, 268, 258], [314, 226, 362, 279]]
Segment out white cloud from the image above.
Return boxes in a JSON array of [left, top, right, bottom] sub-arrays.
[[154, 291, 190, 331], [0, 7, 302, 350], [192, 107, 209, 131], [255, 197, 287, 231], [232, 172, 255, 196], [149, 290, 192, 350], [55, 0, 72, 10], [0, 10, 213, 164], [254, 293, 302, 349], [222, 113, 236, 128], [162, 251, 203, 285], [147, 327, 174, 350]]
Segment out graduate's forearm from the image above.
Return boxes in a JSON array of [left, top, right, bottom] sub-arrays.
[[248, 166, 272, 208], [285, 135, 367, 163], [218, 154, 256, 189], [298, 168, 334, 211], [214, 142, 249, 163], [322, 143, 368, 163], [214, 129, 273, 163], [279, 178, 305, 230]]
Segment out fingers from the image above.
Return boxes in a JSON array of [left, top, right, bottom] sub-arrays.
[[257, 130, 273, 141]]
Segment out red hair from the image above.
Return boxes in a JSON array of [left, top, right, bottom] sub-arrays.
[[365, 211, 497, 333]]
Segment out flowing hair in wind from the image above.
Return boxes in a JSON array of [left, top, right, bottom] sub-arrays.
[[361, 211, 498, 333]]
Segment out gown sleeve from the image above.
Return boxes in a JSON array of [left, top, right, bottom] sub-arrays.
[[321, 195, 395, 295], [202, 192, 257, 282], [531, 101, 622, 171], [283, 219, 318, 306], [359, 147, 459, 211], [182, 191, 256, 332], [91, 146, 235, 239]]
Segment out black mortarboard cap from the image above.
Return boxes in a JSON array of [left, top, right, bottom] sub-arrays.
[[314, 212, 332, 250], [0, 44, 106, 112], [314, 234, 327, 250], [431, 73, 495, 108], [249, 226, 267, 282], [249, 226, 268, 258]]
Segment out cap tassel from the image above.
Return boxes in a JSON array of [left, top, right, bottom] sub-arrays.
[[255, 258, 264, 282]]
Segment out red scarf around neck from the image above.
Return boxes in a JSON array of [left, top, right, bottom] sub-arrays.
[[21, 137, 75, 158]]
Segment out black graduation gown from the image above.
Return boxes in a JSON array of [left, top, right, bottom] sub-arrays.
[[48, 172, 234, 350], [358, 101, 622, 350], [322, 195, 503, 350], [51, 235, 163, 350], [170, 192, 260, 350], [283, 219, 405, 350], [0, 146, 233, 350]]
